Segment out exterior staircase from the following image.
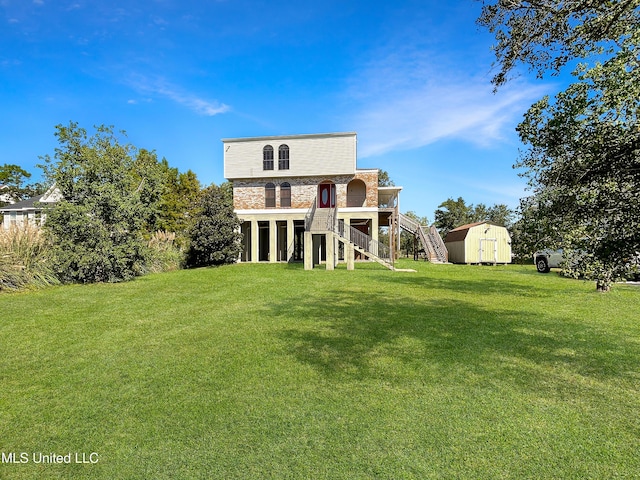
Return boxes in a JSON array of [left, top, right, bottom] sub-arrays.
[[305, 202, 395, 270], [332, 217, 394, 270], [398, 213, 448, 263]]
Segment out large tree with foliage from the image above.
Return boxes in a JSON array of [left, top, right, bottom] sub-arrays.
[[187, 182, 242, 267], [40, 123, 165, 283], [478, 0, 640, 291]]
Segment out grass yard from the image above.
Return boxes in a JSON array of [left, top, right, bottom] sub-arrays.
[[1, 260, 639, 479]]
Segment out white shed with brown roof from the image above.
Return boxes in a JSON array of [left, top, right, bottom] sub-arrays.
[[444, 222, 512, 264]]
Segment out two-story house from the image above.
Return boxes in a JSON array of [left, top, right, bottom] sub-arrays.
[[223, 132, 408, 270]]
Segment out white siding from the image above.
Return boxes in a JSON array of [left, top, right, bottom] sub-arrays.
[[224, 132, 357, 180]]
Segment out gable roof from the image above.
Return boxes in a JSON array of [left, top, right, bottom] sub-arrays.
[[0, 194, 45, 212], [0, 185, 61, 213], [445, 221, 501, 243]]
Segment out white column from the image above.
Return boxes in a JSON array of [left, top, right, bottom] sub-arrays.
[[269, 219, 277, 263], [251, 220, 258, 263], [287, 218, 294, 262], [304, 231, 313, 270], [326, 233, 335, 270]]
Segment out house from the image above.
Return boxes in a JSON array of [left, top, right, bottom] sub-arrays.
[[0, 185, 61, 230], [444, 221, 512, 264], [223, 131, 447, 270], [224, 132, 402, 270]]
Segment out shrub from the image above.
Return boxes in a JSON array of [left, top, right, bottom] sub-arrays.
[[187, 184, 242, 268]]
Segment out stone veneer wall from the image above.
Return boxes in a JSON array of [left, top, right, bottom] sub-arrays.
[[233, 171, 379, 210], [354, 170, 378, 208]]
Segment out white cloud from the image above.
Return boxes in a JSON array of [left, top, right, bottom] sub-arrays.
[[344, 47, 549, 158], [127, 75, 230, 116]]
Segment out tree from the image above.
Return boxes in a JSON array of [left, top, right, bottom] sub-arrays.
[[516, 63, 640, 290], [435, 197, 515, 239], [478, 1, 640, 291], [434, 197, 474, 238], [378, 170, 395, 187], [477, 0, 640, 87], [39, 122, 165, 283], [155, 159, 202, 239], [0, 164, 44, 205], [487, 204, 515, 229], [187, 182, 242, 267]]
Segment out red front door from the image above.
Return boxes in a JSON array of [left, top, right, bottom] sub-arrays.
[[318, 183, 335, 208]]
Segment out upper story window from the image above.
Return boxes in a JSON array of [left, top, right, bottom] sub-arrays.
[[265, 183, 276, 208], [263, 145, 274, 170], [278, 144, 289, 170], [280, 182, 291, 208]]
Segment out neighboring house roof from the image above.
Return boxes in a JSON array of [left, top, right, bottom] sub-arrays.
[[445, 222, 502, 243], [0, 185, 60, 213], [0, 194, 45, 212]]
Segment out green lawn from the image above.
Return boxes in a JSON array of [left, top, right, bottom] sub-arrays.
[[1, 260, 639, 479]]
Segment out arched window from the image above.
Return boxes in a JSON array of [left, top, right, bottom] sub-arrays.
[[263, 145, 274, 170], [278, 144, 289, 170], [280, 182, 291, 208], [265, 183, 276, 208]]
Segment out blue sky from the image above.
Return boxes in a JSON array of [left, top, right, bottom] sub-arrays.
[[1, 0, 560, 221]]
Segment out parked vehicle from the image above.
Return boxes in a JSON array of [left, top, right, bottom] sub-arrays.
[[535, 248, 640, 281], [533, 249, 564, 273]]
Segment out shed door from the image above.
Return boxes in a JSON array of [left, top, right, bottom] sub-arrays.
[[479, 238, 497, 263]]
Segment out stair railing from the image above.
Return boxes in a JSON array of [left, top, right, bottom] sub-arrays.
[[417, 226, 437, 260], [398, 213, 448, 262], [398, 213, 420, 235], [428, 225, 448, 262], [304, 198, 317, 231], [333, 219, 390, 261]]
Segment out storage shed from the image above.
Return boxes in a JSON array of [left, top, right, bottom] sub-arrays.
[[444, 222, 512, 264]]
